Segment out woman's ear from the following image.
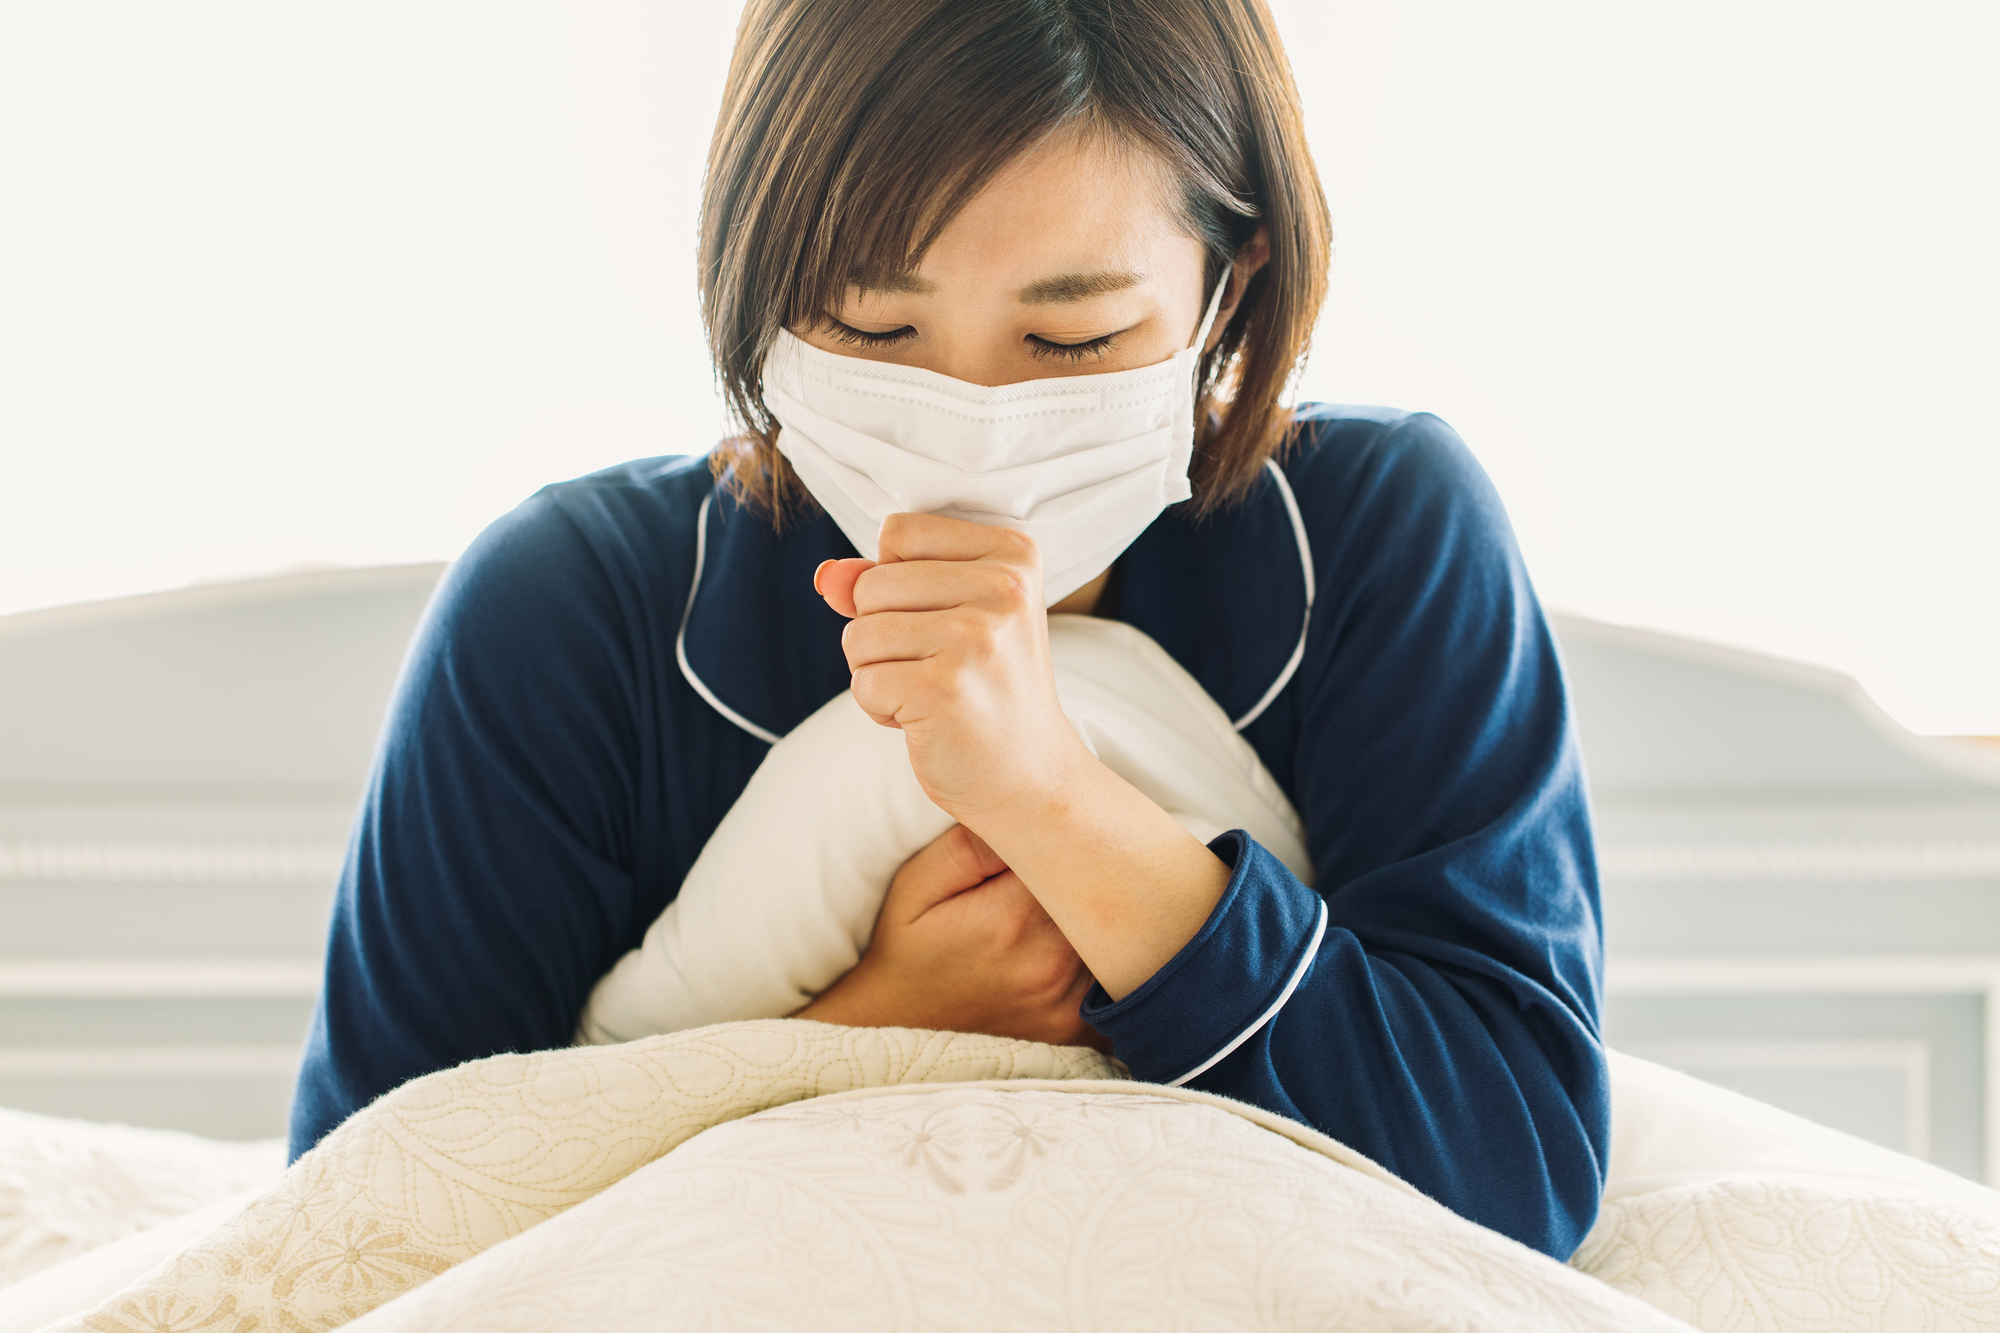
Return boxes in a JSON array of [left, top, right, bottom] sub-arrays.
[[1204, 225, 1272, 353]]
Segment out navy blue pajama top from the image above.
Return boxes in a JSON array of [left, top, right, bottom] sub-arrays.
[[288, 404, 1611, 1258]]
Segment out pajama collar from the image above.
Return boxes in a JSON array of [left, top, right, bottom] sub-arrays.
[[675, 459, 1315, 746]]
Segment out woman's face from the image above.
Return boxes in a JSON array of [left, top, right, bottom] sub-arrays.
[[797, 128, 1218, 388]]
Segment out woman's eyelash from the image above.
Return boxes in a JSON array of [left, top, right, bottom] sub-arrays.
[[822, 319, 916, 348], [1028, 333, 1116, 362], [820, 318, 1116, 363]]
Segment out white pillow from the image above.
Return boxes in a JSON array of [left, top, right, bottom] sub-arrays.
[[1565, 1053, 2000, 1332], [0, 1107, 281, 1289], [579, 614, 1310, 1044], [1574, 1178, 2000, 1332], [1598, 1049, 2000, 1215], [0, 1189, 265, 1333]]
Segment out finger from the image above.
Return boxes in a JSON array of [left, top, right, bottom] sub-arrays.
[[852, 558, 1035, 617], [849, 658, 945, 728], [814, 557, 875, 619], [852, 701, 903, 730], [849, 656, 994, 730], [877, 512, 1041, 571], [840, 608, 977, 671], [889, 824, 1009, 920]]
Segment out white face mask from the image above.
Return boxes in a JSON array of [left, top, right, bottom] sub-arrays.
[[763, 273, 1231, 606]]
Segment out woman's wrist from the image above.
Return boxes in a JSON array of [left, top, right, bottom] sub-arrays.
[[961, 755, 1231, 1002]]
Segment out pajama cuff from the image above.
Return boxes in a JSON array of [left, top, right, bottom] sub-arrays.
[[1081, 829, 1327, 1087]]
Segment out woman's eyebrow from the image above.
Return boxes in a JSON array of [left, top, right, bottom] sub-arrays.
[[848, 272, 937, 296], [1017, 270, 1146, 305]]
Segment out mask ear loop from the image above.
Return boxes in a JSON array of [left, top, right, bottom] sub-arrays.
[[1190, 267, 1233, 354], [1186, 266, 1234, 403]]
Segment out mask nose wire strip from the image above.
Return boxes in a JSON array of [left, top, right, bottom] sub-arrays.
[[1231, 458, 1316, 732], [676, 493, 784, 746]]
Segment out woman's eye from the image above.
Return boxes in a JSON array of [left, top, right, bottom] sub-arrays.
[[822, 318, 916, 348], [1028, 333, 1116, 363]]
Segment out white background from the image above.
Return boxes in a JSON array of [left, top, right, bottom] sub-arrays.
[[1, 2, 1993, 733]]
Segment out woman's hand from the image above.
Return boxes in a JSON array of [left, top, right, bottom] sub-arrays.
[[817, 513, 1232, 1001], [794, 824, 1103, 1048], [814, 513, 1092, 825]]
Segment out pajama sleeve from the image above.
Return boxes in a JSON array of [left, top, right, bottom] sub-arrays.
[[1082, 412, 1610, 1259], [287, 489, 658, 1159]]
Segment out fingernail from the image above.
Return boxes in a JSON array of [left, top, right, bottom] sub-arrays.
[[813, 560, 833, 596]]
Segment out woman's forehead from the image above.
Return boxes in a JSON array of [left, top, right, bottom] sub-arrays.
[[880, 130, 1199, 299]]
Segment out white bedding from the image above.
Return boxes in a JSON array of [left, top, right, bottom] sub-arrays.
[[8, 1024, 1688, 1333], [0, 1191, 265, 1333], [10, 1029, 2000, 1332], [337, 1082, 1685, 1333], [0, 1108, 280, 1290], [14, 1024, 1124, 1333], [1573, 1051, 2000, 1329]]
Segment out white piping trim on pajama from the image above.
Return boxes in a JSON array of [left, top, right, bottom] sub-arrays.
[[1231, 458, 1316, 731], [676, 493, 783, 746], [1165, 895, 1329, 1088], [683, 459, 1311, 743]]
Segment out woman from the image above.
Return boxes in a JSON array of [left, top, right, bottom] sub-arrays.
[[290, 0, 1610, 1259]]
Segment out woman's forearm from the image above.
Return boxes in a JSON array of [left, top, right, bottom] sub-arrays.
[[966, 752, 1231, 1001]]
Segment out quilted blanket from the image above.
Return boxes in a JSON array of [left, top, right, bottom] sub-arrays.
[[32, 1021, 1685, 1333], [337, 1083, 1683, 1332], [18, 1028, 2000, 1331]]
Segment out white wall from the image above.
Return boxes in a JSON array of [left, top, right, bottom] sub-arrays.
[[1, 1, 1993, 733], [0, 4, 738, 606], [1282, 0, 2000, 736]]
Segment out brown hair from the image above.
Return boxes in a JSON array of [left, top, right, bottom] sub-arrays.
[[700, 0, 1331, 523]]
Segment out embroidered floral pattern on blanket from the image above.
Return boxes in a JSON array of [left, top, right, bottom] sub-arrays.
[[1572, 1179, 2000, 1331], [333, 1087, 1692, 1333], [53, 1022, 1117, 1333]]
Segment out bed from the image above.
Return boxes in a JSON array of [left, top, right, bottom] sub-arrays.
[[9, 600, 2000, 1330]]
